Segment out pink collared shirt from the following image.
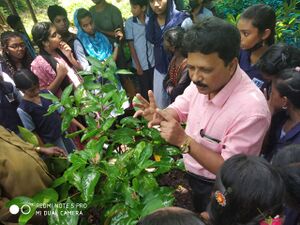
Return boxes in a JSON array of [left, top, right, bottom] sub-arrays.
[[169, 65, 271, 179]]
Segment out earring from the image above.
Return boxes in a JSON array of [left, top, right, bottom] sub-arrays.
[[282, 105, 287, 110]]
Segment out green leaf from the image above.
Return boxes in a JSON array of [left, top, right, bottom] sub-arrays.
[[44, 103, 60, 116], [61, 114, 73, 132], [48, 198, 80, 225], [33, 188, 59, 204], [102, 117, 116, 131], [111, 127, 136, 145], [120, 116, 141, 128], [116, 69, 134, 75], [74, 86, 85, 105], [18, 126, 39, 146], [140, 198, 164, 217], [81, 128, 101, 142], [39, 93, 59, 103], [81, 166, 101, 203], [61, 84, 73, 105], [7, 197, 36, 225]]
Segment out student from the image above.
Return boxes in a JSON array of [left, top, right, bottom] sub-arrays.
[[47, 4, 77, 52], [138, 207, 206, 225], [208, 154, 284, 225], [0, 31, 34, 78], [163, 27, 190, 102], [272, 145, 300, 225], [146, 0, 188, 108], [89, 0, 126, 68], [125, 0, 155, 100], [237, 4, 276, 91], [73, 8, 118, 71], [14, 69, 81, 154], [6, 15, 36, 59], [181, 0, 213, 30], [256, 43, 300, 80], [134, 17, 270, 213], [263, 68, 300, 161], [0, 75, 22, 134], [31, 22, 82, 97]]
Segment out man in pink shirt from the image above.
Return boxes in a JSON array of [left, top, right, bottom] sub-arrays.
[[134, 17, 270, 212]]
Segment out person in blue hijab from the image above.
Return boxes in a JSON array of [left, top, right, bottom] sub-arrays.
[[73, 8, 119, 71], [146, 0, 188, 108]]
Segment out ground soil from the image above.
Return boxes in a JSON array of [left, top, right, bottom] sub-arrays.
[[158, 169, 194, 211]]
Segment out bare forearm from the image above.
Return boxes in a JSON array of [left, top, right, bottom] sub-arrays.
[[48, 76, 65, 93], [163, 108, 180, 122], [188, 138, 224, 174]]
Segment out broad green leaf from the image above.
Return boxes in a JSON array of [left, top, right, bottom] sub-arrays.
[[120, 116, 140, 128], [116, 69, 134, 75], [18, 126, 39, 146], [48, 198, 80, 225], [81, 129, 101, 142], [140, 198, 164, 217], [39, 93, 59, 103], [102, 117, 116, 131], [74, 86, 85, 105], [61, 84, 73, 105], [111, 127, 136, 145], [61, 114, 73, 132], [81, 166, 101, 203]]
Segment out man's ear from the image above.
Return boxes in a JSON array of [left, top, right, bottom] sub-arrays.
[[262, 28, 271, 41], [227, 58, 238, 75]]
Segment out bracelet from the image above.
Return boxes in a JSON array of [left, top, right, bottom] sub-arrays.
[[34, 146, 41, 152], [179, 136, 192, 154]]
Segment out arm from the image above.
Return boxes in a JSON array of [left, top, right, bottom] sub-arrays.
[[128, 41, 143, 75], [74, 40, 90, 71], [59, 42, 82, 71], [47, 63, 68, 94], [112, 44, 119, 62], [71, 118, 86, 130]]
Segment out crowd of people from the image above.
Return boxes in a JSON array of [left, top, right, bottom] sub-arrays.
[[0, 0, 300, 224]]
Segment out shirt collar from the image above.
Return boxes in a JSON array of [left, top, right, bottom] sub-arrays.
[[280, 122, 300, 142], [207, 65, 243, 107]]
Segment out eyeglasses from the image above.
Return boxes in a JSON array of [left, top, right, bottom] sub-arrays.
[[8, 43, 26, 49]]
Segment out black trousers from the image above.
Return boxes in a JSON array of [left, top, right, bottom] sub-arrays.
[[187, 172, 215, 213], [137, 67, 154, 101]]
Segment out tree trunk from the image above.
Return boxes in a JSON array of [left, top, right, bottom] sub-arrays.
[[4, 0, 18, 15], [25, 0, 38, 24]]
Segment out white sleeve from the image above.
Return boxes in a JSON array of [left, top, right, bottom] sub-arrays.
[[74, 39, 91, 71], [17, 108, 35, 131]]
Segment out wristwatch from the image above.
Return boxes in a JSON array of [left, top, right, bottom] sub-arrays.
[[34, 146, 41, 152], [180, 136, 192, 154]]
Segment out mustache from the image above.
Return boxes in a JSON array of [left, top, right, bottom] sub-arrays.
[[193, 81, 207, 87]]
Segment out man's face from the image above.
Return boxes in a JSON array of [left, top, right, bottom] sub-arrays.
[[53, 15, 69, 34], [187, 52, 237, 98], [130, 4, 145, 17], [79, 16, 95, 36]]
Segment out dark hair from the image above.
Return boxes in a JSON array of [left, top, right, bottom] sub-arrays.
[[31, 22, 52, 49], [0, 31, 23, 49], [47, 5, 68, 23], [6, 15, 21, 29], [0, 31, 33, 76], [240, 4, 276, 46], [76, 8, 92, 24], [130, 0, 148, 7], [275, 68, 300, 109], [163, 27, 186, 56], [208, 154, 284, 225], [256, 43, 300, 76], [14, 69, 39, 90], [137, 207, 206, 225], [272, 145, 300, 211], [183, 17, 240, 65]]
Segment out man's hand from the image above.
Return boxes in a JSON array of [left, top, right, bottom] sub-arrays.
[[157, 109, 186, 147], [114, 28, 124, 41], [133, 90, 163, 127], [38, 146, 67, 157]]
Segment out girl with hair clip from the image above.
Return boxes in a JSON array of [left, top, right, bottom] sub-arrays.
[[31, 22, 83, 98], [163, 26, 190, 103], [263, 68, 300, 161], [272, 145, 300, 225], [0, 31, 34, 79], [146, 0, 188, 108], [208, 154, 284, 225], [237, 4, 276, 91]]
